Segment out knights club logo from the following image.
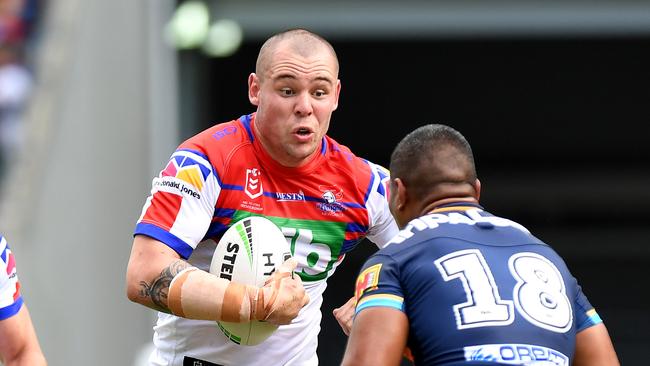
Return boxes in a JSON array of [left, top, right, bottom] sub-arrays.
[[317, 184, 345, 215], [245, 168, 263, 199], [319, 184, 343, 204]]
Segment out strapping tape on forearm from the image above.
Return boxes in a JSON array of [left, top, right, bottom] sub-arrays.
[[167, 267, 272, 322]]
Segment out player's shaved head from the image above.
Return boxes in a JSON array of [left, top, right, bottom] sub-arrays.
[[255, 28, 339, 79], [389, 124, 477, 203]]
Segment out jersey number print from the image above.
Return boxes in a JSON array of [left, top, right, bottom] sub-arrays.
[[434, 249, 573, 333]]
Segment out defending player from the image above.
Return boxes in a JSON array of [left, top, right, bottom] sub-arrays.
[[126, 28, 398, 365], [342, 124, 619, 366], [0, 234, 47, 365]]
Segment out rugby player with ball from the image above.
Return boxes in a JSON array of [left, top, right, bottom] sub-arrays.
[[126, 28, 399, 366]]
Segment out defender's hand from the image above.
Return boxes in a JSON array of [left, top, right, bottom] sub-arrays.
[[333, 296, 356, 336]]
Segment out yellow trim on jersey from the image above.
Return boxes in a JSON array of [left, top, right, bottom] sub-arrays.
[[429, 206, 479, 214], [587, 308, 598, 317], [358, 293, 404, 304]]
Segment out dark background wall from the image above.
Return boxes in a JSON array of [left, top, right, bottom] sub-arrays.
[[178, 36, 650, 365]]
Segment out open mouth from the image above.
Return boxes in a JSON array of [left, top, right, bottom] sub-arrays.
[[296, 127, 312, 136], [293, 127, 314, 137]]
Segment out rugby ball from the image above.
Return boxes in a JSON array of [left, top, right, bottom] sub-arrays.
[[209, 216, 292, 346]]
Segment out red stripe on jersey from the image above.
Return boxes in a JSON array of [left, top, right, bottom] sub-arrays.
[[345, 231, 365, 242], [142, 192, 183, 230], [5, 251, 15, 275], [212, 216, 231, 226], [13, 281, 20, 301]]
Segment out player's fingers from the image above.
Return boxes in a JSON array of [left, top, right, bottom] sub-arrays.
[[334, 312, 352, 336], [333, 296, 354, 314], [264, 271, 290, 286], [279, 272, 308, 307], [333, 297, 355, 336], [263, 275, 308, 325], [292, 275, 309, 306], [263, 258, 297, 286], [277, 258, 298, 273], [291, 271, 304, 287]]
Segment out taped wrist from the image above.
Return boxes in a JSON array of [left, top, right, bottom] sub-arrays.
[[167, 267, 267, 322]]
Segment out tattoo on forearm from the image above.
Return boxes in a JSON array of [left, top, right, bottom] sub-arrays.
[[139, 260, 190, 312]]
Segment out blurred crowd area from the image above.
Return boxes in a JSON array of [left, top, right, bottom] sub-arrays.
[[0, 0, 43, 183]]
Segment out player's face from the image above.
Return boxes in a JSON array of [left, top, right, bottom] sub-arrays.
[[249, 45, 341, 167]]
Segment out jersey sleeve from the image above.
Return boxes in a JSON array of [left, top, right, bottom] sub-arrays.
[[354, 254, 404, 316], [134, 148, 220, 259], [363, 162, 399, 248], [0, 235, 23, 320], [573, 283, 603, 332]]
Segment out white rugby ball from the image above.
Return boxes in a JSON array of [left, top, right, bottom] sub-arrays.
[[209, 216, 292, 346]]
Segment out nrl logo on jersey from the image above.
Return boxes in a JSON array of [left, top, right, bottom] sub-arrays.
[[245, 168, 263, 199], [317, 184, 345, 216]]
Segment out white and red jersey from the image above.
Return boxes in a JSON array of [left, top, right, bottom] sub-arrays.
[[135, 113, 399, 365], [0, 235, 23, 321]]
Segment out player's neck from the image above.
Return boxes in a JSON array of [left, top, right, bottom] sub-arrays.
[[421, 197, 478, 216]]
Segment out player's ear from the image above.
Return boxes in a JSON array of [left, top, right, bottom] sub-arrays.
[[473, 178, 481, 201], [395, 178, 408, 211], [248, 73, 260, 106], [332, 79, 341, 111]]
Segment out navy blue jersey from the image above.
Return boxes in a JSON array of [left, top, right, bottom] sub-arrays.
[[354, 203, 602, 366]]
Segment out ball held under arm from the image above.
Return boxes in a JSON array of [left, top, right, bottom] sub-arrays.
[[166, 259, 308, 324], [167, 267, 263, 322]]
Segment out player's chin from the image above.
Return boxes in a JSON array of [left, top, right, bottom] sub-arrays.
[[290, 144, 319, 161]]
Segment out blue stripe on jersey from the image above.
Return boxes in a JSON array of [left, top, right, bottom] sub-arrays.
[[377, 166, 388, 180], [376, 180, 386, 197], [341, 201, 365, 209], [204, 222, 229, 240], [304, 196, 324, 203], [341, 239, 363, 254], [221, 184, 244, 191], [361, 160, 376, 204], [240, 114, 255, 142], [347, 222, 369, 233], [135, 223, 194, 259], [0, 296, 22, 321], [263, 191, 325, 203], [320, 138, 327, 155], [213, 208, 236, 218], [175, 148, 209, 162], [0, 244, 6, 263], [211, 166, 224, 188], [356, 294, 404, 314]]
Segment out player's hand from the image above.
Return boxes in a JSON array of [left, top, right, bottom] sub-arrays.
[[261, 258, 309, 325], [333, 296, 356, 336]]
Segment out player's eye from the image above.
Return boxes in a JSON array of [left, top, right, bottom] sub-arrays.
[[313, 89, 327, 97], [280, 88, 295, 97]]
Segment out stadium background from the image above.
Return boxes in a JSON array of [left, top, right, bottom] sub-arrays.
[[0, 1, 648, 365]]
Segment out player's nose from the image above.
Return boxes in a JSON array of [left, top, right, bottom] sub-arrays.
[[293, 92, 313, 116]]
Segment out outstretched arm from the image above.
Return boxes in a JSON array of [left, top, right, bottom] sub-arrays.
[[0, 305, 47, 366], [573, 323, 619, 366], [341, 307, 408, 366], [126, 235, 309, 324]]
